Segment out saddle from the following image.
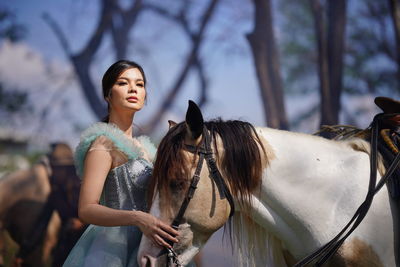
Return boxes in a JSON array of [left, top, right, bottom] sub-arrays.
[[316, 96, 400, 199]]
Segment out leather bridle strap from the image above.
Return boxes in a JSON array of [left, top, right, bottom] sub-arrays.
[[174, 127, 235, 225], [160, 151, 204, 265], [160, 127, 235, 262], [170, 152, 205, 230], [202, 127, 235, 218], [294, 113, 400, 266]]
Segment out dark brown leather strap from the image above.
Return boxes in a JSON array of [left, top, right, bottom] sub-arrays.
[[170, 152, 205, 230], [160, 127, 235, 259]]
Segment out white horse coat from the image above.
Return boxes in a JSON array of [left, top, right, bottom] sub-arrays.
[[248, 127, 396, 266], [139, 115, 397, 267]]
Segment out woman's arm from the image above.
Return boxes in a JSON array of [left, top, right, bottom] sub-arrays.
[[78, 144, 178, 247]]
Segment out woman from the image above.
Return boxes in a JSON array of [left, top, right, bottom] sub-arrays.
[[63, 60, 178, 267]]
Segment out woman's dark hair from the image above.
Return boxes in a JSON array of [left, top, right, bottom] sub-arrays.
[[101, 60, 147, 122]]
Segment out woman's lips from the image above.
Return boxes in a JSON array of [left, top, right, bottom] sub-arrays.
[[127, 96, 138, 102]]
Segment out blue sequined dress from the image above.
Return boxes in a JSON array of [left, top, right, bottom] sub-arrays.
[[63, 123, 157, 267]]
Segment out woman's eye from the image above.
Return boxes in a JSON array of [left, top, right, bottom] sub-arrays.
[[117, 82, 127, 86], [137, 83, 144, 87]]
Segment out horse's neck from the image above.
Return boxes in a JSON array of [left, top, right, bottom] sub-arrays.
[[250, 127, 376, 257]]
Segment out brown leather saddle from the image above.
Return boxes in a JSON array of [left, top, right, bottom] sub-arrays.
[[375, 96, 400, 114], [373, 97, 400, 199], [375, 96, 400, 128]]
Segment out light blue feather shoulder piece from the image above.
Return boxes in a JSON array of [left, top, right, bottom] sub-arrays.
[[74, 122, 157, 177]]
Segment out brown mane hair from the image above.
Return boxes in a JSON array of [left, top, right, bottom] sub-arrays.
[[148, 118, 267, 213]]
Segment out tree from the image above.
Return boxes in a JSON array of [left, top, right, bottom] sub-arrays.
[[247, 0, 289, 130], [44, 0, 220, 134], [0, 83, 29, 114], [389, 0, 400, 90], [0, 8, 29, 117], [0, 8, 26, 42], [345, 0, 397, 96], [310, 0, 347, 127]]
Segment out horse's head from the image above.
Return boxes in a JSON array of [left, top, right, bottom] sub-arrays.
[[138, 100, 266, 266]]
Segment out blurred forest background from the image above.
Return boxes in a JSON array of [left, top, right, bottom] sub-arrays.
[[1, 0, 400, 266]]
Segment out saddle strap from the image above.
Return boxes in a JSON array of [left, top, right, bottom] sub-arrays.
[[294, 113, 400, 266]]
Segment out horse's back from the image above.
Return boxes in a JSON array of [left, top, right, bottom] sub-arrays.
[[256, 127, 396, 267], [0, 165, 50, 217]]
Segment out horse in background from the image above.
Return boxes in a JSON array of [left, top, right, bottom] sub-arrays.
[[0, 143, 83, 267], [138, 101, 398, 266]]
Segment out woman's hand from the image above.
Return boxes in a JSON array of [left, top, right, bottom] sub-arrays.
[[135, 211, 179, 248]]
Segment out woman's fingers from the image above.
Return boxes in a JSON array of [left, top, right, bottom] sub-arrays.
[[157, 228, 179, 243], [159, 222, 179, 237], [154, 234, 172, 248]]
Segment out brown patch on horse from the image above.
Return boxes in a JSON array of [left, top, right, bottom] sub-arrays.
[[258, 132, 275, 168], [329, 237, 384, 267], [282, 249, 297, 266]]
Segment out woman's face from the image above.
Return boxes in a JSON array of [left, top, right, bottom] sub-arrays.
[[108, 68, 146, 113]]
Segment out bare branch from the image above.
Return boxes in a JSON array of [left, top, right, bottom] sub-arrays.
[[42, 13, 72, 56], [139, 0, 220, 134], [143, 3, 197, 40], [77, 0, 115, 61], [44, 0, 115, 119], [194, 56, 208, 107], [110, 0, 144, 59]]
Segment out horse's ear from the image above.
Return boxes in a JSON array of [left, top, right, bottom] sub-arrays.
[[168, 120, 177, 129], [185, 100, 204, 140]]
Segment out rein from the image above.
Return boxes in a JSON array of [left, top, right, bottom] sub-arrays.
[[294, 113, 400, 266], [161, 126, 235, 266]]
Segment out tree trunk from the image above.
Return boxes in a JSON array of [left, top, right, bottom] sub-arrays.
[[310, 0, 332, 126], [247, 0, 288, 130], [310, 0, 347, 127], [327, 0, 346, 125], [389, 0, 400, 91]]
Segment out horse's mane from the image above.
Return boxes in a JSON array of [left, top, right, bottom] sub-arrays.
[[148, 118, 271, 266], [148, 118, 267, 214]]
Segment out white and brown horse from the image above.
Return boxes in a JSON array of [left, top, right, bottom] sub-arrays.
[[0, 143, 75, 266], [138, 101, 398, 267]]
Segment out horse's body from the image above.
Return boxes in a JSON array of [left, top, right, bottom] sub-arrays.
[[247, 127, 395, 266], [138, 101, 398, 267], [0, 161, 60, 266], [0, 143, 81, 267]]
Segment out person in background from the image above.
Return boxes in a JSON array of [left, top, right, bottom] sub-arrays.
[[14, 142, 87, 267]]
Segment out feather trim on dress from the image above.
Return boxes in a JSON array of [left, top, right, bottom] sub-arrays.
[[74, 122, 156, 177]]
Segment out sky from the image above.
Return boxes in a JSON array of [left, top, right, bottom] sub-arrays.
[[0, 0, 268, 148], [0, 0, 385, 150]]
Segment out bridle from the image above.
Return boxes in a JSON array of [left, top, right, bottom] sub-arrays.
[[160, 126, 235, 266]]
